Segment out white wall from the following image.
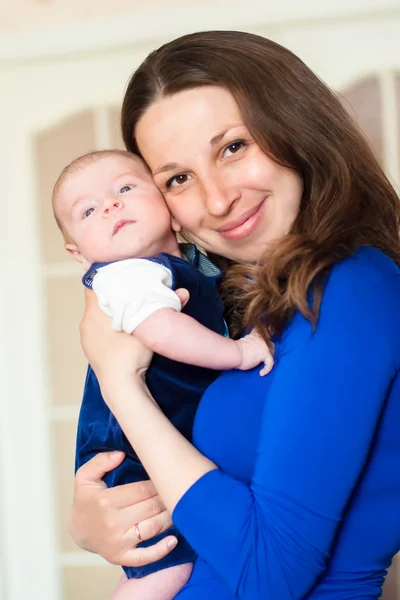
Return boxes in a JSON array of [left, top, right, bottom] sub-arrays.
[[0, 0, 232, 33]]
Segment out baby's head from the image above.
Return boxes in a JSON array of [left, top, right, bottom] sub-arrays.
[[52, 149, 178, 267]]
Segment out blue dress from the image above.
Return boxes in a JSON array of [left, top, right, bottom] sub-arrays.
[[172, 247, 400, 599], [76, 244, 226, 578]]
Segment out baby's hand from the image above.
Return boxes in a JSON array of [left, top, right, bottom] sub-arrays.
[[236, 330, 274, 376]]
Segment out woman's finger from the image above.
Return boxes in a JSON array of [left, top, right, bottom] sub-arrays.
[[175, 288, 190, 309], [82, 286, 99, 312], [80, 288, 110, 346], [75, 451, 126, 486], [127, 509, 173, 543], [119, 535, 178, 568], [109, 479, 159, 509], [119, 495, 166, 528]]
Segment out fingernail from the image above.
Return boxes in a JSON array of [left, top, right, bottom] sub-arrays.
[[167, 538, 178, 549]]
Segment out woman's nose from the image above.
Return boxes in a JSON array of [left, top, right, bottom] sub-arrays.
[[202, 178, 240, 217], [102, 198, 124, 217]]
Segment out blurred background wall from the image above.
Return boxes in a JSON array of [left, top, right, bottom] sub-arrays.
[[0, 1, 400, 599]]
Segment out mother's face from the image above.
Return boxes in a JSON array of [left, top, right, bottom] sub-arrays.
[[135, 86, 303, 263]]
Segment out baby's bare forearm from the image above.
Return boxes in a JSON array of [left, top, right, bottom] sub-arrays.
[[134, 308, 242, 369]]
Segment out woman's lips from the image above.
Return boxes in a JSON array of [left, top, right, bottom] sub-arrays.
[[217, 201, 265, 240], [113, 219, 136, 235]]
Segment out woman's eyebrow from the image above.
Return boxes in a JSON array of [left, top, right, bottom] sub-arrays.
[[210, 125, 243, 146], [210, 129, 229, 146], [154, 162, 180, 176]]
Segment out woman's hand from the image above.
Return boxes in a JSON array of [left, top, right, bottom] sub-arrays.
[[80, 287, 190, 390], [69, 451, 178, 567], [80, 288, 152, 388]]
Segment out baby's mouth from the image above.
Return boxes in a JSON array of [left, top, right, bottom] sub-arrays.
[[113, 219, 136, 235]]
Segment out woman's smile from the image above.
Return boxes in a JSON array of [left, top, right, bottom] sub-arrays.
[[216, 199, 267, 240]]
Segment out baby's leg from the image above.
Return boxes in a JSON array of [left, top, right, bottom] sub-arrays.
[[111, 563, 193, 600]]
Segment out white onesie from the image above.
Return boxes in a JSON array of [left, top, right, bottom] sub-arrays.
[[90, 259, 182, 334]]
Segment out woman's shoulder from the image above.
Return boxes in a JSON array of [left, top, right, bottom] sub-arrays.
[[285, 246, 399, 335], [333, 245, 399, 274], [329, 246, 400, 296], [273, 247, 400, 374], [314, 247, 400, 347], [280, 246, 400, 357]]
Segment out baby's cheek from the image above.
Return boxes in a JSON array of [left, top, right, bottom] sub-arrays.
[[87, 239, 112, 263]]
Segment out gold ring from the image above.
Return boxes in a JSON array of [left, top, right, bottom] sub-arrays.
[[135, 522, 143, 543]]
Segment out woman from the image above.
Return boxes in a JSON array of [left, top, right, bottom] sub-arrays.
[[70, 31, 400, 599]]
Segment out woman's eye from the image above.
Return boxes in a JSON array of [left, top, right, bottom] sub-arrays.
[[223, 141, 245, 158], [166, 174, 191, 189], [84, 207, 95, 218], [119, 185, 133, 194]]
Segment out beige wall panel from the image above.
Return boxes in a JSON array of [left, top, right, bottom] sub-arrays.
[[34, 111, 96, 264], [381, 553, 400, 599], [45, 277, 87, 407], [396, 73, 400, 177], [62, 565, 121, 600], [342, 76, 383, 164], [53, 420, 80, 553], [108, 106, 125, 150]]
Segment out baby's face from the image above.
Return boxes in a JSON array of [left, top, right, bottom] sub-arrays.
[[55, 155, 175, 265]]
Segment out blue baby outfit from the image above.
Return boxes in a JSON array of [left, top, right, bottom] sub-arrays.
[[76, 244, 226, 578]]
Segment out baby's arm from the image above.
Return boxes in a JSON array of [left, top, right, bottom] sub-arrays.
[[111, 563, 193, 600], [135, 308, 274, 376], [92, 258, 273, 375]]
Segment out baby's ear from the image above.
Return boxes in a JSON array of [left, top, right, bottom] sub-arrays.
[[65, 244, 91, 271], [65, 243, 84, 263], [170, 214, 182, 233]]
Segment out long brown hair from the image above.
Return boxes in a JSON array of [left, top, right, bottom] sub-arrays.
[[121, 30, 400, 337]]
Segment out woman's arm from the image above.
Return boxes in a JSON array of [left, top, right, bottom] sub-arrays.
[[69, 289, 193, 567], [81, 253, 400, 599], [101, 373, 217, 512], [80, 288, 217, 513]]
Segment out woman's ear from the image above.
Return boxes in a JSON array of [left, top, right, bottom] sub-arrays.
[[170, 214, 182, 233]]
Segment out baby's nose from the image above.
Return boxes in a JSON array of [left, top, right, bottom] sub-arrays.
[[102, 198, 123, 215]]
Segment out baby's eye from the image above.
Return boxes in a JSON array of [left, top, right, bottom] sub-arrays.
[[119, 185, 133, 194], [222, 140, 245, 158], [166, 174, 192, 189], [84, 207, 95, 218]]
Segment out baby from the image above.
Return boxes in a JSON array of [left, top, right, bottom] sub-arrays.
[[52, 149, 273, 599]]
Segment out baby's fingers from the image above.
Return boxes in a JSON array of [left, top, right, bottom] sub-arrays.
[[259, 356, 274, 377]]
